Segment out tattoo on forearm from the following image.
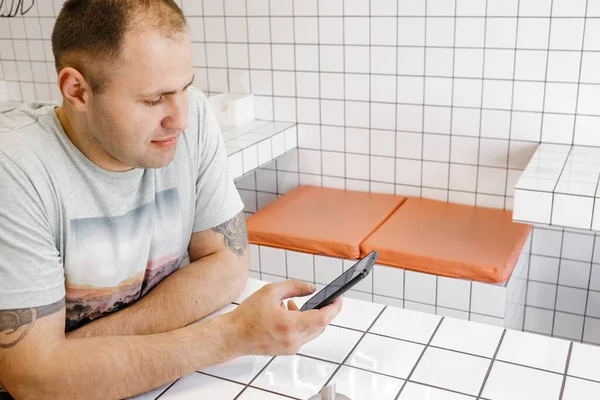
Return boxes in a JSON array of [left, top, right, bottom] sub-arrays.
[[212, 211, 248, 258], [0, 299, 64, 349]]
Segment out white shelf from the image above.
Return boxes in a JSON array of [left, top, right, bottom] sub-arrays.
[[222, 120, 297, 180], [513, 143, 600, 231]]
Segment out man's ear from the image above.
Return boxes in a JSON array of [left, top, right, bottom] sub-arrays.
[[56, 67, 92, 112]]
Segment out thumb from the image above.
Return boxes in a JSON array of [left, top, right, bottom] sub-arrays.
[[265, 280, 316, 301]]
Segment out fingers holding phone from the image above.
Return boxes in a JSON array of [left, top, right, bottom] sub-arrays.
[[229, 280, 343, 356], [293, 296, 342, 342]]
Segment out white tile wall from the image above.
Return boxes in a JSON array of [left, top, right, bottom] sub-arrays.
[[248, 242, 530, 327], [4, 1, 597, 202], [514, 227, 600, 344]]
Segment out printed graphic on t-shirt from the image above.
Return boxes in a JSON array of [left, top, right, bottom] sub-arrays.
[[64, 189, 182, 331]]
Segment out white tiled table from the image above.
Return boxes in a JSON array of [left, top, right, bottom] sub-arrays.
[[224, 120, 297, 181], [132, 278, 600, 400], [514, 143, 600, 231]]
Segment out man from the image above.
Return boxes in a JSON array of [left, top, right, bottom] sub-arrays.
[[0, 1, 341, 399]]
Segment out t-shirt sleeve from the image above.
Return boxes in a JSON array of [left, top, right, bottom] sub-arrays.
[[0, 150, 65, 310], [192, 96, 244, 232]]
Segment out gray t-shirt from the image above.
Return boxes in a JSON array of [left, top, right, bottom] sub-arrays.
[[0, 87, 243, 331]]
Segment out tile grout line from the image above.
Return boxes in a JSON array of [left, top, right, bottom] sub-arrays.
[[537, 0, 555, 147], [154, 379, 181, 400], [394, 317, 445, 400], [222, 0, 231, 92], [524, 303, 600, 327], [549, 147, 574, 225], [6, 11, 24, 101], [476, 328, 507, 399], [244, 0, 252, 94], [367, 1, 372, 193], [242, 0, 260, 216], [191, 40, 600, 52], [434, 275, 439, 314], [402, 268, 406, 309], [341, 1, 347, 191], [473, 0, 488, 207], [446, 0, 459, 203], [558, 342, 574, 400], [522, 230, 534, 332], [197, 15, 600, 19], [11, 12, 600, 19], [589, 167, 600, 231], [196, 371, 259, 394], [316, 0, 323, 189], [290, 5, 300, 193], [33, 0, 46, 100], [244, 384, 302, 400], [11, 69, 600, 89], [571, 0, 591, 147], [580, 228, 596, 342], [419, 0, 428, 198], [220, 92, 600, 121], [393, 0, 400, 195], [199, 1, 210, 93], [468, 280, 474, 321], [320, 306, 388, 389], [503, 0, 521, 212], [550, 229, 566, 338], [232, 354, 278, 400]]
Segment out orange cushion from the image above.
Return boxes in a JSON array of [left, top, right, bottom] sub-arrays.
[[247, 186, 406, 259], [360, 198, 533, 283]]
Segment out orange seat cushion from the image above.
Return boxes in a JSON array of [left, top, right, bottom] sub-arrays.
[[360, 198, 533, 283], [247, 186, 406, 259]]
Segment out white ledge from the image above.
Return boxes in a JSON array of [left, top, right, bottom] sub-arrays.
[[222, 120, 297, 180], [513, 143, 600, 231]]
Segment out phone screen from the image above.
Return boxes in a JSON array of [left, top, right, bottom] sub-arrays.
[[300, 252, 375, 311]]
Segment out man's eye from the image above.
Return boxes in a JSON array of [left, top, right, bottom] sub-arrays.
[[146, 97, 164, 106]]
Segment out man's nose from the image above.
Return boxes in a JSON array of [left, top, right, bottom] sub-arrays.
[[163, 95, 188, 131]]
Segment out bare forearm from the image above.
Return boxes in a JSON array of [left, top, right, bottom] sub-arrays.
[[7, 315, 240, 400], [68, 250, 248, 338]]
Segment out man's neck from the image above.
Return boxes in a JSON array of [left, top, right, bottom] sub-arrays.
[[54, 106, 133, 172]]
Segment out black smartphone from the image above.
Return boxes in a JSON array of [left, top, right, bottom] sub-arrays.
[[300, 251, 378, 311]]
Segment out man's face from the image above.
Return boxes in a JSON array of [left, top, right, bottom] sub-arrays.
[[85, 29, 194, 170]]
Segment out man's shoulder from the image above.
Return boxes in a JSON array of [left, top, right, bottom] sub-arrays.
[[186, 86, 209, 122], [0, 102, 63, 171], [0, 101, 59, 132], [188, 86, 208, 105], [183, 86, 214, 146]]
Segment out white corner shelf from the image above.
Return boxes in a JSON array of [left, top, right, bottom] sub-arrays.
[[222, 120, 297, 180], [513, 143, 600, 231]]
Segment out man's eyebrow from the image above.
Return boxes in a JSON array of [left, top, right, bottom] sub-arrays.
[[145, 74, 195, 97]]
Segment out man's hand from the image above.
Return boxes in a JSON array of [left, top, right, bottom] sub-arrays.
[[227, 280, 343, 356]]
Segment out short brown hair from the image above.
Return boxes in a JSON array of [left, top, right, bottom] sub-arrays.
[[51, 0, 187, 93]]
